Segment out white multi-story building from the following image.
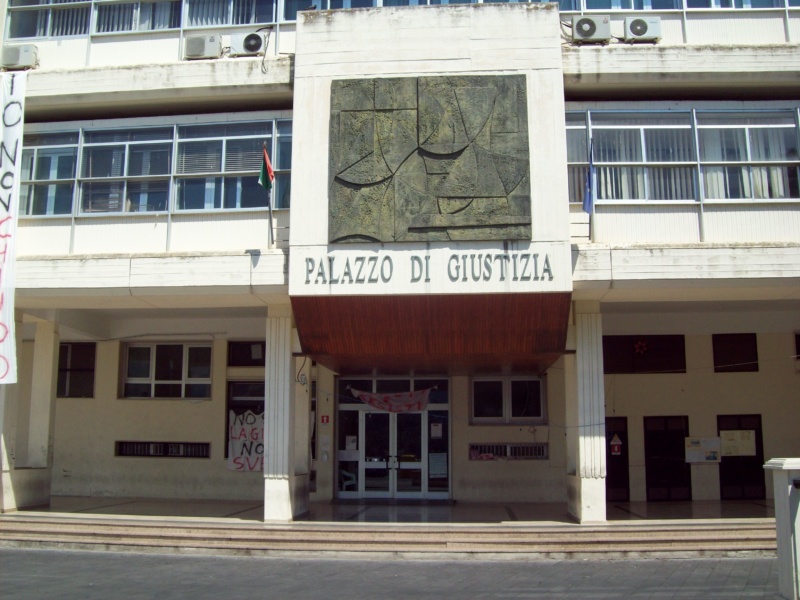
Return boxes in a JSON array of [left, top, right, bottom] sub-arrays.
[[1, 0, 798, 523]]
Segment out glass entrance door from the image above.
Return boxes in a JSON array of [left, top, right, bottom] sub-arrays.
[[362, 411, 423, 498], [337, 377, 449, 500]]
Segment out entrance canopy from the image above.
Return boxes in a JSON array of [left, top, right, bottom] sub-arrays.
[[291, 292, 571, 374]]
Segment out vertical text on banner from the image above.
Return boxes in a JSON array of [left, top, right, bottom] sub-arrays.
[[0, 72, 26, 384]]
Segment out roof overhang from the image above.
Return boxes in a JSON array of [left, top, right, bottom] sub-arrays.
[[291, 292, 571, 375]]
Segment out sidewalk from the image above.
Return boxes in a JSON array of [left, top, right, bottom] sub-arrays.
[[0, 547, 782, 600]]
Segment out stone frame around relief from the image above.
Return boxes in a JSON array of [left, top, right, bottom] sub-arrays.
[[328, 74, 531, 243]]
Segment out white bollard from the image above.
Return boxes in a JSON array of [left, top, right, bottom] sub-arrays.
[[764, 458, 800, 600]]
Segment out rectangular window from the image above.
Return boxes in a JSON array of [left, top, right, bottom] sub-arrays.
[[21, 115, 292, 217], [227, 341, 266, 367], [226, 381, 264, 458], [123, 343, 212, 398], [713, 333, 759, 373], [20, 132, 79, 216], [175, 120, 291, 211], [565, 109, 800, 205], [698, 112, 800, 201], [471, 377, 545, 423], [80, 127, 173, 214], [8, 0, 90, 39], [603, 335, 686, 374], [95, 1, 181, 33], [57, 342, 96, 398], [187, 0, 275, 28]]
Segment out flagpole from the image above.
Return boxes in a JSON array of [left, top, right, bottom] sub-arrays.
[[262, 142, 275, 249], [267, 188, 275, 249]]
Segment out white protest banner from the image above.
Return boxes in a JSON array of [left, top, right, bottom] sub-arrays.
[[0, 73, 25, 384], [227, 409, 264, 471]]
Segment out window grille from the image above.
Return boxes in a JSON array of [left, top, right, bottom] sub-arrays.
[[468, 443, 548, 461], [116, 441, 211, 457]]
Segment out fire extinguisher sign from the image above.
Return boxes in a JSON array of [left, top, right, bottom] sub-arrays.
[[610, 434, 622, 456]]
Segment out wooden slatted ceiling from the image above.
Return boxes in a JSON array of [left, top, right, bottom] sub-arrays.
[[290, 293, 571, 374]]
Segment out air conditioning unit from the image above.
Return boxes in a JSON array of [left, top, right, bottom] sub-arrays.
[[230, 32, 265, 57], [572, 15, 611, 44], [184, 34, 222, 60], [624, 16, 662, 42], [2, 44, 38, 70]]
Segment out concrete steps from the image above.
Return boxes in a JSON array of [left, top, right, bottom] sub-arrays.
[[0, 515, 777, 560]]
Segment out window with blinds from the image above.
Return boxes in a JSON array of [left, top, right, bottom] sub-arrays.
[[21, 115, 292, 216], [566, 109, 800, 206], [81, 127, 173, 213], [186, 0, 275, 27], [95, 1, 181, 33], [7, 0, 90, 38]]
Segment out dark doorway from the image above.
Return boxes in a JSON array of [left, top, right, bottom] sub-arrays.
[[717, 414, 765, 500], [644, 416, 692, 501], [605, 416, 630, 502]]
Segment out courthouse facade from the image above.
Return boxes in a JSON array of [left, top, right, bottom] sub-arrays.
[[1, 0, 799, 522]]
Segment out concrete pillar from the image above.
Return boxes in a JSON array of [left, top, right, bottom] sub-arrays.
[[565, 301, 607, 524], [1, 317, 58, 512], [263, 306, 308, 521], [764, 458, 800, 600]]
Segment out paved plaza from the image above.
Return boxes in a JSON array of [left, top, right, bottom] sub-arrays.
[[0, 548, 782, 600]]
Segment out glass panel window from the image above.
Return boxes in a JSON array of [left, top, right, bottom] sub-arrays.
[[567, 109, 799, 205], [187, 0, 275, 27], [8, 1, 90, 39], [79, 129, 173, 214], [472, 380, 503, 418], [713, 333, 758, 373], [510, 380, 542, 419], [57, 342, 96, 398], [22, 116, 291, 218], [95, 0, 180, 32], [472, 377, 546, 423], [603, 335, 687, 374], [698, 112, 800, 201], [124, 343, 212, 398], [176, 120, 290, 210], [20, 143, 77, 216]]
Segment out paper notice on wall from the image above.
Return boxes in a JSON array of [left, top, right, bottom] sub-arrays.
[[227, 410, 264, 471], [429, 453, 448, 479], [685, 437, 721, 463], [721, 430, 757, 457], [431, 422, 443, 439]]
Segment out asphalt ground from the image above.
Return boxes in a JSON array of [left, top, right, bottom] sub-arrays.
[[0, 548, 783, 600]]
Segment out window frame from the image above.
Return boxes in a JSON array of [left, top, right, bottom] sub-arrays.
[[57, 342, 97, 398], [471, 376, 546, 425], [566, 107, 800, 207], [20, 111, 292, 218], [122, 342, 213, 399], [712, 333, 759, 373]]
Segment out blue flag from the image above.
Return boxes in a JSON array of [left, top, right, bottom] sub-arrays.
[[582, 139, 595, 215]]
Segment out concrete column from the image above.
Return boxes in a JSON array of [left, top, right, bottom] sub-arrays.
[[263, 306, 308, 521], [764, 458, 800, 600], [26, 321, 59, 469], [566, 301, 607, 524], [1, 317, 58, 512]]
